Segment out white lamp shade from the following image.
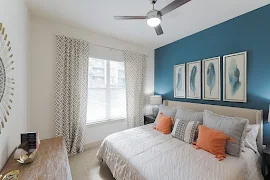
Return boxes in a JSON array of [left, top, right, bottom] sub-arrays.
[[268, 104, 270, 122], [150, 95, 162, 105]]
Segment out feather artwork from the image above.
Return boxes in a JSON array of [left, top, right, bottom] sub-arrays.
[[190, 66, 197, 95], [177, 67, 182, 92], [207, 62, 216, 95], [229, 59, 241, 96]]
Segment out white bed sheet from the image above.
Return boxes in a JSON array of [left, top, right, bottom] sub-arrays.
[[97, 124, 263, 180]]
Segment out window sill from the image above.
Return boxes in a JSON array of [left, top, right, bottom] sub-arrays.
[[86, 118, 126, 126]]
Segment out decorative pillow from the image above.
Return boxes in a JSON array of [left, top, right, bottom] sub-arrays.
[[154, 113, 174, 134], [154, 105, 177, 124], [175, 106, 203, 123], [171, 118, 200, 144], [194, 125, 234, 161], [203, 110, 248, 156], [244, 124, 260, 153]]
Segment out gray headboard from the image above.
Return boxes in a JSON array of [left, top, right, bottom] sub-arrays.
[[163, 100, 264, 154]]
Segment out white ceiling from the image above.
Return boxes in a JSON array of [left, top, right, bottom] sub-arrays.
[[25, 0, 270, 49]]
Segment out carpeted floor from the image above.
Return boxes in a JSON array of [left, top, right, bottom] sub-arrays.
[[69, 147, 114, 180]]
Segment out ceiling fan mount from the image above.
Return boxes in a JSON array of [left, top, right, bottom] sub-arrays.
[[114, 0, 191, 36], [149, 0, 158, 5]]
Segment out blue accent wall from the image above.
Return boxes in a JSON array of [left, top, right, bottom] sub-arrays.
[[154, 5, 270, 143]]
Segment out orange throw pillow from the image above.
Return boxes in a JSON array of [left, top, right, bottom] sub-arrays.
[[153, 113, 173, 134], [193, 125, 234, 161]]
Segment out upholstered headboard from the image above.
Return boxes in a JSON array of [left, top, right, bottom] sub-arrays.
[[163, 100, 264, 154]]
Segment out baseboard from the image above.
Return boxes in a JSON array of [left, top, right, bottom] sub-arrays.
[[84, 140, 103, 151]]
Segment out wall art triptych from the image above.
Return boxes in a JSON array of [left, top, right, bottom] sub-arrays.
[[174, 64, 185, 98], [202, 57, 221, 101], [186, 61, 201, 99], [173, 51, 247, 103], [223, 52, 247, 102]]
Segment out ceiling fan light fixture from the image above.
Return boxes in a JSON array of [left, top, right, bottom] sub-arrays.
[[114, 0, 191, 35], [146, 10, 162, 27], [147, 17, 161, 27]]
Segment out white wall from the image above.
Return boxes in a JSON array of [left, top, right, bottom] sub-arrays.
[[0, 0, 30, 169], [30, 16, 154, 144]]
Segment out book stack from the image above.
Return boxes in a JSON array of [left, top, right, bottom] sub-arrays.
[[21, 132, 40, 153]]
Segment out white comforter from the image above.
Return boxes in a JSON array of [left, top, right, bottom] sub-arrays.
[[97, 124, 263, 180]]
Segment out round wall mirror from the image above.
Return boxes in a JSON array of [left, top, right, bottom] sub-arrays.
[[0, 57, 6, 102], [0, 23, 15, 134]]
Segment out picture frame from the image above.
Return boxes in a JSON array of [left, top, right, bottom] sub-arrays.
[[202, 56, 221, 101], [223, 51, 247, 102], [174, 64, 186, 98], [186, 61, 201, 99]]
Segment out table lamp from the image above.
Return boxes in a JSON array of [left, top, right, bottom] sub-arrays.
[[150, 95, 162, 118]]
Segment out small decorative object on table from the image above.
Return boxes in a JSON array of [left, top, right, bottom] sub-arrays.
[[1, 170, 20, 180], [150, 95, 162, 118], [21, 132, 40, 153], [144, 114, 156, 125], [17, 150, 37, 164], [14, 142, 29, 160]]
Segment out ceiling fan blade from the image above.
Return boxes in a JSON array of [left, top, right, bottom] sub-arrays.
[[160, 0, 191, 16], [114, 16, 146, 20], [155, 25, 164, 36]]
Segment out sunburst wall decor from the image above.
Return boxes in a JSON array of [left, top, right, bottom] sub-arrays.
[[0, 22, 15, 135]]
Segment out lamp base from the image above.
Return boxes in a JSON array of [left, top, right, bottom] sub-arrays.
[[152, 105, 159, 118]]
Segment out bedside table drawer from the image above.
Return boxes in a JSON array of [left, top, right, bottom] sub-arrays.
[[145, 120, 154, 125], [144, 115, 155, 125], [265, 154, 270, 165]]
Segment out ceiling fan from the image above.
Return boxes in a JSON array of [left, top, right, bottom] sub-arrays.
[[114, 0, 191, 36]]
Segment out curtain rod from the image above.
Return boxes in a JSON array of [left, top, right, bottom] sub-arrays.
[[53, 34, 149, 57], [53, 34, 124, 52], [91, 42, 124, 52]]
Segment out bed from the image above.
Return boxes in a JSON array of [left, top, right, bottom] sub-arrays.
[[97, 100, 264, 180]]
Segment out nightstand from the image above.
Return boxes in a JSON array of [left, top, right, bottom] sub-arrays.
[[263, 146, 270, 178], [144, 115, 155, 125]]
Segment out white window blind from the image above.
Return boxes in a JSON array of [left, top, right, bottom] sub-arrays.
[[87, 58, 126, 124]]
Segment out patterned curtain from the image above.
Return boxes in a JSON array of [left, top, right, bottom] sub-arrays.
[[124, 51, 147, 128], [55, 35, 90, 155]]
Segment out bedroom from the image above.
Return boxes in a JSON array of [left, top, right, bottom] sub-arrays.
[[0, 0, 270, 179]]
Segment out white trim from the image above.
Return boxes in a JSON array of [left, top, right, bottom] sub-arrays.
[[186, 60, 201, 99], [106, 60, 111, 118], [174, 64, 186, 98], [202, 56, 221, 101], [223, 51, 247, 103], [86, 117, 126, 126]]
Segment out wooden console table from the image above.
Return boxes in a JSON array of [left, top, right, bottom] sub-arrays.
[[0, 137, 72, 180]]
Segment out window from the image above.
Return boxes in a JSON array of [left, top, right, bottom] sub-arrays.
[[87, 58, 126, 124]]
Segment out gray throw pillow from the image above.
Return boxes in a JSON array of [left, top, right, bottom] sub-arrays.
[[203, 110, 248, 156], [154, 105, 177, 124], [175, 106, 203, 123]]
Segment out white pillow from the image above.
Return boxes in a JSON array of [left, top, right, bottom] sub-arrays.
[[244, 124, 260, 153]]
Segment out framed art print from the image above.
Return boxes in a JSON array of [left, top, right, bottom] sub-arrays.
[[202, 56, 221, 100], [174, 64, 185, 98], [223, 51, 247, 102], [186, 61, 201, 99]]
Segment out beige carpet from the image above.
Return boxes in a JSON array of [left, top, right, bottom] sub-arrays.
[[69, 147, 114, 180]]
